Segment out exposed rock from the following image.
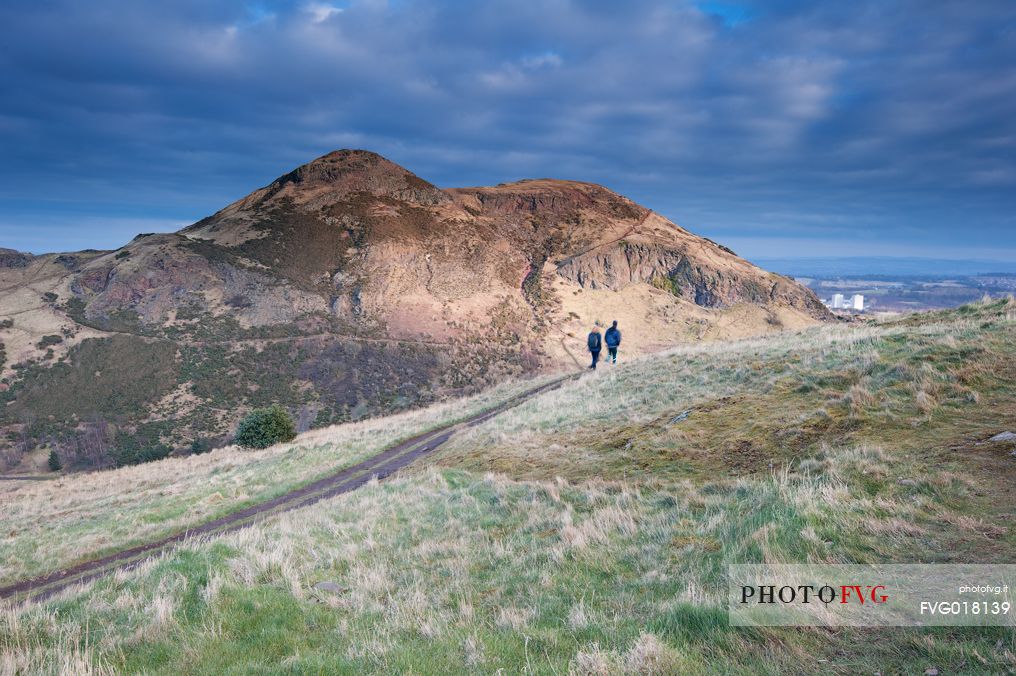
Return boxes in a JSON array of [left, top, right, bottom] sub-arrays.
[[184, 150, 450, 245], [557, 236, 828, 318], [988, 431, 1016, 442], [313, 581, 347, 594], [0, 248, 33, 269], [670, 410, 692, 424], [54, 254, 80, 271]]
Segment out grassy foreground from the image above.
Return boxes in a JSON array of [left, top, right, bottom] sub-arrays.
[[2, 299, 1015, 673], [0, 374, 557, 586]]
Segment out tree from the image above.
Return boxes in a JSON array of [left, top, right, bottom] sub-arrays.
[[48, 449, 62, 472], [18, 412, 36, 455], [234, 405, 296, 449]]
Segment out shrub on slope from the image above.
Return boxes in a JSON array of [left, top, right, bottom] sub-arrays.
[[235, 405, 297, 449]]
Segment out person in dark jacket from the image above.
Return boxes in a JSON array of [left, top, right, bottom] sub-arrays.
[[587, 326, 602, 369], [604, 320, 621, 364]]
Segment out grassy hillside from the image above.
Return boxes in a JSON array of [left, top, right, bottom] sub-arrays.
[[0, 376, 556, 586], [1, 299, 1014, 674], [433, 298, 1015, 486]]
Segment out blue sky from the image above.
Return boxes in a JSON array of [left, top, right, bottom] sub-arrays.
[[1, 0, 1014, 260]]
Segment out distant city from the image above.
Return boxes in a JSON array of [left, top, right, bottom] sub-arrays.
[[754, 257, 1016, 314]]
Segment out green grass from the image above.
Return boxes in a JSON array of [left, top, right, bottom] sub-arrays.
[[0, 374, 558, 586], [3, 450, 1013, 673], [2, 298, 1015, 673]]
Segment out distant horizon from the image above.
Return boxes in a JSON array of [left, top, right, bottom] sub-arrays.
[[751, 255, 1016, 277]]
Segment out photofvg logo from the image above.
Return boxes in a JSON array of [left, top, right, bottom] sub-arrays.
[[728, 564, 1016, 627], [740, 583, 888, 606]]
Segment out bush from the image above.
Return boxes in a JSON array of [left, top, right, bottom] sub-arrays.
[[235, 405, 296, 449], [112, 443, 172, 467], [36, 335, 63, 349], [47, 449, 62, 472], [190, 437, 213, 454]]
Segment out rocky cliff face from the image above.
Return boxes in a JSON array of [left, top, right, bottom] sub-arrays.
[[557, 237, 828, 316], [0, 248, 33, 269], [0, 150, 829, 471]]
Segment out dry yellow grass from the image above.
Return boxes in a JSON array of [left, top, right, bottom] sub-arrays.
[[436, 326, 938, 470], [0, 373, 556, 585]]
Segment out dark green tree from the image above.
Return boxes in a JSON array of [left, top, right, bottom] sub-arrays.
[[234, 405, 296, 449], [47, 449, 62, 472]]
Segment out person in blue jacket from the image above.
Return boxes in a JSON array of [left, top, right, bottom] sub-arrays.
[[587, 326, 602, 369], [604, 320, 622, 364]]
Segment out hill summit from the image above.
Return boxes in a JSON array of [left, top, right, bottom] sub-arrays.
[[0, 150, 829, 469], [147, 149, 827, 344]]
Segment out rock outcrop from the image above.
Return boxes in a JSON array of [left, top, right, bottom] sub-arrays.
[[0, 248, 33, 269]]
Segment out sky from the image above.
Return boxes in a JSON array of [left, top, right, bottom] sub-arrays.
[[1, 0, 1015, 261]]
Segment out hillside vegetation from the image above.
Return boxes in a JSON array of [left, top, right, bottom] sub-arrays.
[[1, 299, 1015, 674]]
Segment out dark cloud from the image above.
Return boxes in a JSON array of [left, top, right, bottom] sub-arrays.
[[1, 0, 1014, 257]]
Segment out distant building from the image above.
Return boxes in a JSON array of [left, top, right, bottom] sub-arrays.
[[824, 292, 864, 312]]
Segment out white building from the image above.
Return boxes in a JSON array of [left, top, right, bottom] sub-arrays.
[[850, 294, 864, 311], [831, 293, 845, 309]]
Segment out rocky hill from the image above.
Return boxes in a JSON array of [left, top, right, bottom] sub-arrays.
[[0, 150, 829, 470]]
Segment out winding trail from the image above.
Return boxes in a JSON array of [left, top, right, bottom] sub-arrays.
[[553, 209, 654, 271], [0, 374, 576, 605]]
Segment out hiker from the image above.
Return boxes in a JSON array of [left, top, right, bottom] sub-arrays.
[[587, 325, 602, 369], [604, 320, 622, 364]]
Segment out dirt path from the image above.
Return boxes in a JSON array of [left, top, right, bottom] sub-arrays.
[[0, 374, 576, 604]]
